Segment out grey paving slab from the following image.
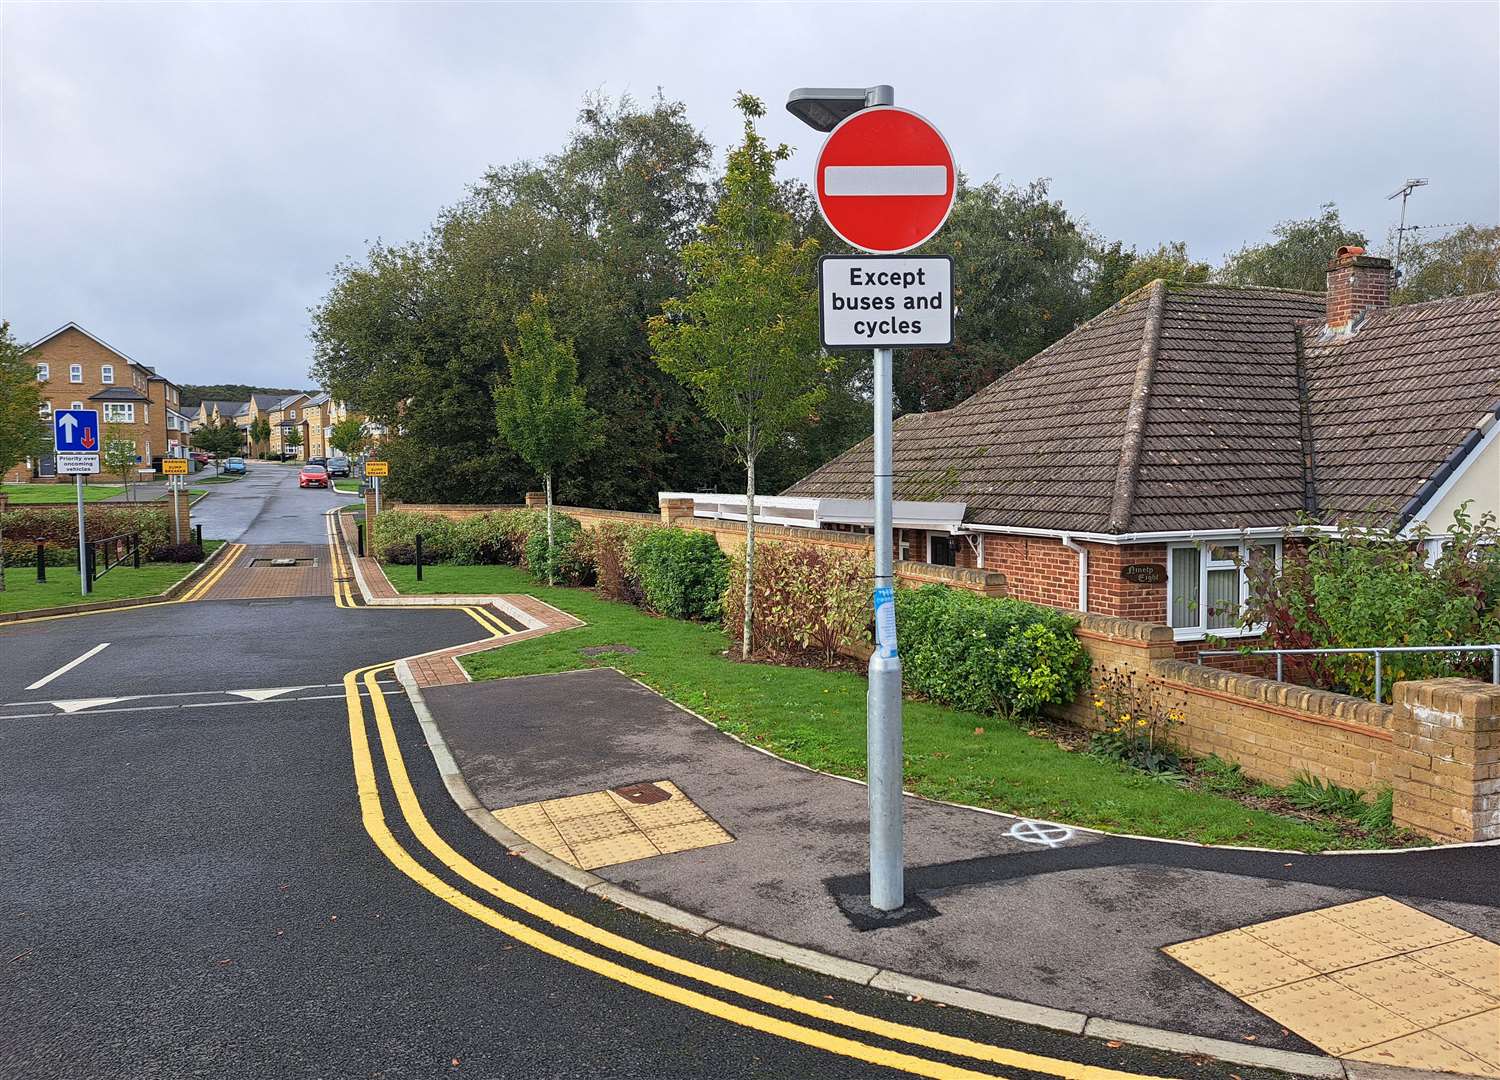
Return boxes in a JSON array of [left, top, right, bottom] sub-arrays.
[[423, 667, 1500, 1052]]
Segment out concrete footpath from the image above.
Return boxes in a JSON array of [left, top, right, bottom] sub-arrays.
[[416, 665, 1500, 1075]]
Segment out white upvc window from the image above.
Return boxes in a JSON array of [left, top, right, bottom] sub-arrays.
[[69, 364, 83, 383], [39, 400, 52, 417], [1167, 539, 1281, 641], [71, 401, 83, 410], [289, 408, 297, 419], [101, 364, 114, 384], [103, 403, 135, 423], [36, 363, 49, 381]]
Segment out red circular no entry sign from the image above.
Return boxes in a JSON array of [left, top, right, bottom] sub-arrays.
[[815, 106, 956, 255]]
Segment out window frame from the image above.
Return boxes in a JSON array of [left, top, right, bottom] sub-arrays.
[[36, 363, 49, 381], [69, 364, 83, 383], [103, 402, 135, 424], [101, 364, 114, 384], [1165, 538, 1281, 641]]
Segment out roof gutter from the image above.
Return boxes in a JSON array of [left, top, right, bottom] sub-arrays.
[[1060, 534, 1088, 612], [962, 522, 1340, 544]]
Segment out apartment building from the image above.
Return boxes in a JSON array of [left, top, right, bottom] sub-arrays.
[[4, 323, 191, 484]]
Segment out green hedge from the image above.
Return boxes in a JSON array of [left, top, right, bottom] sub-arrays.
[[630, 528, 728, 621], [370, 508, 594, 585], [1, 504, 174, 567], [523, 513, 595, 586], [721, 540, 872, 664], [896, 584, 1090, 721]]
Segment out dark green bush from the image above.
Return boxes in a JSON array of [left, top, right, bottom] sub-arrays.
[[896, 584, 1090, 721], [1, 505, 173, 567], [629, 528, 728, 621], [450, 510, 541, 565], [594, 522, 652, 604], [523, 512, 595, 586], [369, 511, 456, 564]]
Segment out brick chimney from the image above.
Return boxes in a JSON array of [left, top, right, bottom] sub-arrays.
[[1325, 245, 1392, 334]]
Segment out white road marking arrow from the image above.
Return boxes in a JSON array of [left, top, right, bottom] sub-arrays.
[[224, 686, 314, 702], [51, 697, 131, 714]]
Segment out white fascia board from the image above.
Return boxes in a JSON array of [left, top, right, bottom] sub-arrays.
[[1400, 415, 1500, 537], [962, 522, 1339, 545]]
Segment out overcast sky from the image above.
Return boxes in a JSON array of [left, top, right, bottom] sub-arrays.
[[3, 2, 1496, 389]]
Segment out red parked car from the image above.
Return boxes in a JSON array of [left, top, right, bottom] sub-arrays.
[[298, 464, 329, 489]]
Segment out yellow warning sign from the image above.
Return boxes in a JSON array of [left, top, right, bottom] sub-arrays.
[[161, 458, 189, 475], [364, 460, 389, 477]]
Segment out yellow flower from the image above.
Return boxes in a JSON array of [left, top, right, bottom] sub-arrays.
[[1119, 712, 1131, 723], [1136, 718, 1148, 728], [1093, 698, 1105, 708]]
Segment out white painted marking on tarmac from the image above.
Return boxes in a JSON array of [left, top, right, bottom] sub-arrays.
[[26, 642, 111, 690], [225, 686, 314, 701], [1008, 820, 1074, 847], [51, 696, 132, 714]]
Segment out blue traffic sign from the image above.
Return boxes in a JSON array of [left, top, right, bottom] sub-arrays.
[[55, 408, 101, 453]]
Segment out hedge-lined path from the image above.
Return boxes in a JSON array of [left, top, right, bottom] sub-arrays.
[[417, 664, 1500, 1074]]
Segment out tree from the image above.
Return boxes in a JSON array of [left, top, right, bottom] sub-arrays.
[[328, 415, 368, 460], [283, 426, 303, 459], [0, 322, 50, 592], [193, 419, 242, 474], [102, 435, 139, 500], [1087, 241, 1211, 311], [249, 415, 272, 456], [649, 93, 828, 659], [1393, 225, 1499, 304], [494, 294, 600, 584], [1219, 203, 1365, 292]]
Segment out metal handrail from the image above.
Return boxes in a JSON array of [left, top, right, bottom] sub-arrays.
[[1197, 642, 1500, 702]]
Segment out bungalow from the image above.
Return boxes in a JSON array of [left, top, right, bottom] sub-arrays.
[[662, 250, 1500, 647]]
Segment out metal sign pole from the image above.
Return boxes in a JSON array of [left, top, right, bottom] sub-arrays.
[[76, 474, 89, 596], [868, 344, 903, 912], [374, 475, 381, 514], [172, 474, 181, 545]]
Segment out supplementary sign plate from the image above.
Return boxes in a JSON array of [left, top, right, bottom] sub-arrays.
[[364, 461, 389, 477], [820, 255, 953, 349], [55, 452, 99, 476]]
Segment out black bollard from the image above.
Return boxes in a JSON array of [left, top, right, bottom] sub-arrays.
[[36, 542, 46, 583], [356, 521, 364, 558], [415, 534, 424, 581]]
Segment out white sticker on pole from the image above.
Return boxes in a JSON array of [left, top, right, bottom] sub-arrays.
[[873, 585, 898, 659], [820, 255, 953, 350]]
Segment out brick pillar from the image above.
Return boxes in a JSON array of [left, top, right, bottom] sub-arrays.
[[1391, 678, 1500, 842], [364, 485, 379, 523], [658, 496, 695, 526], [525, 491, 546, 509], [171, 489, 191, 543]]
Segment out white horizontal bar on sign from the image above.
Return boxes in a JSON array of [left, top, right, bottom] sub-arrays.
[[823, 165, 948, 197]]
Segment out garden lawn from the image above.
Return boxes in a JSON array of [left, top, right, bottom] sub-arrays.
[[383, 562, 1350, 851], [2, 482, 123, 504], [334, 481, 361, 494], [0, 542, 223, 613], [195, 475, 242, 485]]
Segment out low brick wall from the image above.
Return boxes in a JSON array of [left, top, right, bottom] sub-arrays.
[[1062, 612, 1498, 841]]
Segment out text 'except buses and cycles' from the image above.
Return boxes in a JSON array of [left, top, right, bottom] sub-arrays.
[[819, 256, 954, 349]]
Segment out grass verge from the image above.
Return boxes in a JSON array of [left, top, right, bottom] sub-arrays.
[[2, 482, 124, 504], [0, 541, 224, 613], [383, 562, 1363, 851]]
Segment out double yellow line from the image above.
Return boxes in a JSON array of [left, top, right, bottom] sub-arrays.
[[323, 511, 514, 641], [344, 659, 1162, 1080], [178, 542, 244, 602]]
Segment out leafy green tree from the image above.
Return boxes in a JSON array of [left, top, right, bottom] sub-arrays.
[[328, 415, 368, 460], [193, 419, 242, 474], [1219, 203, 1365, 292], [0, 322, 51, 591], [1392, 225, 1499, 303], [102, 435, 139, 500], [249, 415, 272, 456], [283, 426, 303, 459], [649, 93, 828, 659], [494, 294, 600, 584], [1087, 241, 1212, 312]]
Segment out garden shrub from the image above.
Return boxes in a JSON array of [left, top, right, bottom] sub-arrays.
[[369, 511, 457, 564], [629, 528, 728, 621], [593, 522, 652, 604], [1243, 504, 1500, 699], [149, 542, 206, 563], [523, 512, 595, 586], [449, 511, 540, 565], [896, 584, 1090, 722], [721, 540, 872, 665], [1, 505, 173, 568]]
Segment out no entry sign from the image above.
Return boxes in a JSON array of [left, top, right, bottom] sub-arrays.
[[816, 107, 956, 254]]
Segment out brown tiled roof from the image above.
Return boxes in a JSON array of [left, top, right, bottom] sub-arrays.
[[1302, 290, 1500, 525], [784, 283, 1500, 534]]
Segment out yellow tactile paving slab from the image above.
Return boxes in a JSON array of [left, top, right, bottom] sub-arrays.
[[1347, 1029, 1500, 1078], [1165, 897, 1500, 1076], [493, 780, 732, 870], [1414, 938, 1500, 997]]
